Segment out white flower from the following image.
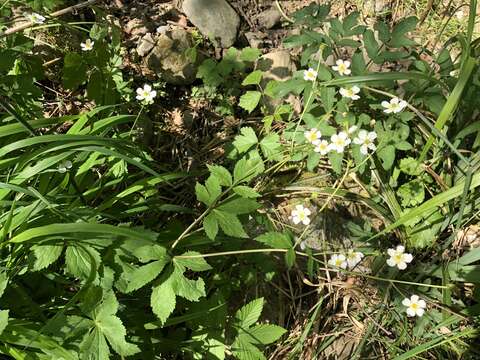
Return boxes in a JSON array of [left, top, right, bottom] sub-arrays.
[[332, 59, 351, 76], [314, 140, 330, 155], [328, 131, 351, 153], [58, 160, 72, 173], [402, 295, 426, 317], [381, 97, 407, 114], [339, 86, 360, 100], [328, 254, 348, 269], [304, 128, 322, 145], [303, 68, 318, 81], [300, 241, 307, 250], [353, 130, 377, 155], [136, 84, 157, 104], [25, 12, 46, 24], [80, 39, 95, 51], [346, 249, 364, 269], [386, 245, 413, 270], [348, 125, 358, 134], [291, 205, 311, 225]]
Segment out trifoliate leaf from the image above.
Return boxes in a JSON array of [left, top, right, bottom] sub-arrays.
[[239, 91, 262, 113], [260, 133, 282, 161], [203, 213, 219, 240], [175, 251, 212, 272], [213, 210, 248, 238], [235, 298, 264, 328], [233, 127, 258, 154], [207, 165, 232, 187]]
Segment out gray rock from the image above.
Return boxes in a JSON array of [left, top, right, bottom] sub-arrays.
[[256, 7, 281, 29], [256, 50, 299, 113], [136, 33, 156, 57], [244, 31, 265, 48], [182, 0, 240, 48], [146, 28, 198, 85]]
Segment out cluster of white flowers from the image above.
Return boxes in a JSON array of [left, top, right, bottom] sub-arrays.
[[304, 127, 377, 156], [302, 59, 408, 114], [136, 84, 157, 104], [328, 249, 364, 269], [25, 12, 46, 24]]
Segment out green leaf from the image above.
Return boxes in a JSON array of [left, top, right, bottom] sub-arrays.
[[213, 209, 248, 238], [242, 70, 263, 86], [377, 144, 396, 170], [285, 247, 296, 269], [171, 266, 206, 301], [389, 16, 417, 47], [80, 327, 110, 360], [30, 244, 63, 271], [207, 165, 232, 187], [151, 280, 176, 324], [259, 133, 283, 161], [176, 251, 212, 271], [203, 213, 219, 240], [233, 186, 260, 198], [62, 53, 88, 90], [233, 127, 259, 154], [195, 182, 212, 206], [0, 272, 7, 298], [242, 324, 286, 345], [118, 260, 167, 293], [95, 313, 140, 356], [328, 151, 343, 174], [239, 91, 262, 113], [306, 152, 321, 171], [320, 87, 336, 112], [217, 197, 260, 214], [399, 157, 423, 176], [205, 175, 222, 202], [0, 310, 8, 336], [255, 232, 292, 249], [240, 47, 262, 62], [65, 245, 100, 279], [232, 336, 267, 360], [235, 297, 264, 328]]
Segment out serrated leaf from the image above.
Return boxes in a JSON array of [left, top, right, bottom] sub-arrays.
[[133, 244, 169, 263], [118, 260, 167, 293], [203, 213, 219, 240], [232, 336, 266, 360], [242, 324, 287, 345], [306, 152, 321, 171], [172, 266, 206, 301], [207, 165, 232, 186], [242, 70, 262, 86], [176, 251, 212, 271], [95, 313, 140, 356], [260, 133, 282, 161], [239, 91, 262, 113], [285, 248, 296, 269], [0, 273, 7, 298], [0, 310, 8, 335], [328, 151, 343, 174], [233, 186, 260, 198], [217, 198, 259, 214], [65, 245, 100, 279], [195, 182, 212, 205], [80, 327, 110, 360], [389, 16, 417, 48], [399, 157, 423, 176], [151, 280, 176, 324], [31, 244, 63, 271], [213, 209, 248, 238], [233, 127, 258, 154], [255, 232, 292, 249], [205, 175, 222, 202], [235, 298, 264, 328], [377, 144, 395, 170]]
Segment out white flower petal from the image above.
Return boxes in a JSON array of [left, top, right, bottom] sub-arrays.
[[416, 307, 425, 317], [418, 300, 426, 308], [397, 262, 407, 270], [396, 245, 405, 253], [406, 308, 416, 317], [410, 295, 419, 302]]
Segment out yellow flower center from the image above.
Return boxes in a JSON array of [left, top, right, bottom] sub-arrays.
[[410, 303, 418, 310], [394, 254, 403, 263], [338, 64, 346, 73], [335, 259, 343, 266]]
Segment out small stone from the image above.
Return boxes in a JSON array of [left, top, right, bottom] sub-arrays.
[[125, 18, 149, 37], [137, 33, 156, 57], [182, 0, 240, 48], [256, 7, 281, 29], [244, 31, 265, 49], [146, 28, 198, 85]]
